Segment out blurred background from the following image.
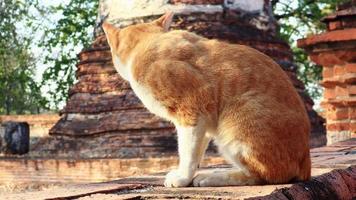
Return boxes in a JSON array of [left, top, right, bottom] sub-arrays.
[[0, 0, 355, 195]]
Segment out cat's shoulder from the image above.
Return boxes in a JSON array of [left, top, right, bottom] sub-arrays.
[[161, 30, 204, 43]]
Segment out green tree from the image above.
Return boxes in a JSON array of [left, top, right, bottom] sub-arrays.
[[272, 0, 348, 100], [0, 0, 47, 114], [39, 0, 98, 109]]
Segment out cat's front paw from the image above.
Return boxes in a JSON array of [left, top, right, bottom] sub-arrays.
[[164, 169, 192, 187]]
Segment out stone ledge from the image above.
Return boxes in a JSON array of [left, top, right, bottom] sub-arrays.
[[1, 139, 355, 199], [3, 166, 355, 199], [297, 28, 356, 48]]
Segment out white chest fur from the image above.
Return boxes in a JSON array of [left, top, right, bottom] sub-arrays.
[[113, 55, 173, 122], [112, 55, 131, 81]]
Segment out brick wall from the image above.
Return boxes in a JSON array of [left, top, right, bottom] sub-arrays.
[[0, 157, 225, 184]]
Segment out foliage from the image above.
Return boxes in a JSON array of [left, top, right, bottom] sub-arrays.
[[272, 0, 348, 100], [39, 0, 98, 109], [0, 0, 47, 114]]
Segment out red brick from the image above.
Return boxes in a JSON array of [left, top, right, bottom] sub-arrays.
[[349, 85, 356, 95], [349, 107, 356, 119], [324, 88, 336, 99], [309, 53, 341, 67], [334, 65, 345, 76], [326, 108, 349, 120], [345, 63, 356, 73], [297, 29, 356, 48], [320, 102, 335, 110], [335, 86, 349, 97], [322, 67, 334, 78], [309, 50, 355, 67], [327, 122, 350, 131], [328, 21, 342, 30], [350, 121, 356, 132]]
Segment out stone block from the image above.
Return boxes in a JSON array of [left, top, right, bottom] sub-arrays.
[[328, 21, 342, 30], [348, 85, 356, 95], [327, 121, 350, 132], [322, 67, 334, 78], [335, 85, 349, 97], [327, 131, 352, 145], [0, 122, 29, 155], [326, 108, 349, 120], [350, 121, 356, 132], [309, 49, 355, 67], [351, 107, 356, 119], [345, 63, 356, 73], [334, 65, 345, 75], [324, 88, 335, 99]]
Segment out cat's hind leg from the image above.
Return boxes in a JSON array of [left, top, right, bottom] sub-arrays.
[[192, 140, 263, 187], [193, 168, 259, 187]]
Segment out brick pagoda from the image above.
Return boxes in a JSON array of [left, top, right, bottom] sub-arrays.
[[298, 0, 356, 144]]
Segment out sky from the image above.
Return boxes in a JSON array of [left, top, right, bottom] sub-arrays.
[[30, 0, 69, 83], [26, 0, 83, 109]]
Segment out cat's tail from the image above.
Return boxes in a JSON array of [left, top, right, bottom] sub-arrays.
[[296, 152, 311, 181]]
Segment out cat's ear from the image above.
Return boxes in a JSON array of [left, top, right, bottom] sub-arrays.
[[102, 22, 120, 48], [154, 11, 174, 32]]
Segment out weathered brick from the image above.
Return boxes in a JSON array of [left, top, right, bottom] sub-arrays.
[[335, 86, 349, 97], [349, 107, 356, 119], [324, 88, 336, 99], [327, 122, 350, 131], [309, 50, 355, 67], [328, 21, 342, 30], [350, 121, 356, 132], [297, 29, 356, 48], [322, 67, 334, 78], [334, 65, 345, 76], [345, 63, 356, 73], [348, 85, 356, 95], [326, 108, 348, 120]]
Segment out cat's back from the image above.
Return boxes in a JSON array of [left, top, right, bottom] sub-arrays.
[[143, 31, 302, 104]]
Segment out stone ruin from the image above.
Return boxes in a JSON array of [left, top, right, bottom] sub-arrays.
[[298, 0, 356, 144], [39, 0, 326, 158], [0, 122, 29, 155]]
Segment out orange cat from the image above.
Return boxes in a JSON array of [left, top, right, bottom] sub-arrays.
[[102, 12, 311, 187]]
